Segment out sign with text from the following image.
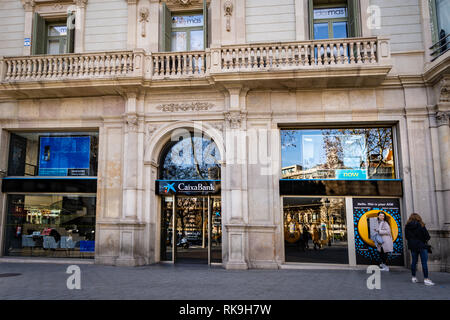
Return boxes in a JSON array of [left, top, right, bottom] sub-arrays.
[[314, 7, 347, 20], [336, 169, 368, 180], [156, 180, 220, 195], [353, 198, 404, 266]]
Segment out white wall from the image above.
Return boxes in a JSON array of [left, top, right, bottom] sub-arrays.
[[0, 0, 25, 56], [369, 0, 424, 52], [246, 0, 296, 43], [84, 0, 128, 52]]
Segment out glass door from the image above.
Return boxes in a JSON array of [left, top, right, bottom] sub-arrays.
[[161, 195, 222, 264]]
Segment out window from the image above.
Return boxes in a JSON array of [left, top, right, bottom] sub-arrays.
[[429, 0, 449, 59], [160, 2, 208, 52], [32, 12, 75, 55], [7, 132, 98, 177], [309, 0, 360, 40], [281, 128, 396, 180], [3, 194, 96, 258]]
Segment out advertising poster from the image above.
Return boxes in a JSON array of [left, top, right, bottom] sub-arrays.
[[38, 136, 91, 176], [353, 198, 404, 266]]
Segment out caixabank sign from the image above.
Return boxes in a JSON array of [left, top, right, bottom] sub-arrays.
[[156, 180, 221, 196]]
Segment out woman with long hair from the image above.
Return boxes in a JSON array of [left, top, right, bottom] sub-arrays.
[[405, 213, 435, 285], [375, 211, 393, 271]]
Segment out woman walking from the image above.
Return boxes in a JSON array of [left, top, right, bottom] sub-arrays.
[[405, 213, 435, 286], [375, 212, 393, 271]]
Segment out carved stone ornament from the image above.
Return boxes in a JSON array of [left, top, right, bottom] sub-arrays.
[[139, 7, 149, 38], [225, 111, 243, 129], [125, 115, 138, 132], [440, 85, 449, 103], [209, 121, 224, 132], [435, 111, 450, 127], [224, 0, 233, 32], [157, 102, 214, 112], [144, 123, 161, 158], [163, 0, 208, 11]]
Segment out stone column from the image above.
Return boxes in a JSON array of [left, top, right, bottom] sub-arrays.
[[223, 85, 249, 269], [435, 111, 449, 224], [74, 0, 88, 53], [126, 0, 139, 50], [115, 90, 146, 266], [22, 0, 35, 56]]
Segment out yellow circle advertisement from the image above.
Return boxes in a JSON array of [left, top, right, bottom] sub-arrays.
[[357, 209, 399, 248]]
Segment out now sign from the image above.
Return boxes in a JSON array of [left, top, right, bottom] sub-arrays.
[[335, 169, 368, 180]]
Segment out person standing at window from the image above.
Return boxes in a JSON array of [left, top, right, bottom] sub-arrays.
[[375, 212, 393, 271], [405, 213, 435, 286]]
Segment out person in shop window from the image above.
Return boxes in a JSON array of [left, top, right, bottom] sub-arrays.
[[405, 213, 435, 286], [375, 212, 393, 271], [302, 225, 310, 250], [312, 225, 321, 250]]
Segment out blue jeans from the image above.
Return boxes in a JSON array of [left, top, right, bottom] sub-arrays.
[[411, 249, 429, 279]]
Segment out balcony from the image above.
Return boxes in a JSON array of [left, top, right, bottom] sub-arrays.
[[0, 37, 392, 98]]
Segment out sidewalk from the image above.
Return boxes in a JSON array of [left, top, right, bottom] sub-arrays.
[[0, 262, 449, 300]]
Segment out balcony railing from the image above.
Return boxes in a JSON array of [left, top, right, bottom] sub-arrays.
[[215, 37, 382, 72], [430, 32, 449, 61], [0, 37, 391, 87]]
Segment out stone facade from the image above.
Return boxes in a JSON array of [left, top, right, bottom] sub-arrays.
[[0, 0, 449, 271]]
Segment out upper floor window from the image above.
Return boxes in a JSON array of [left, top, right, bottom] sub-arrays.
[[32, 12, 75, 55], [160, 1, 208, 52], [429, 0, 449, 60], [309, 0, 360, 40]]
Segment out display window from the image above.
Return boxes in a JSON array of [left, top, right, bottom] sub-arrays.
[[283, 197, 348, 264], [3, 194, 96, 258], [7, 132, 98, 177], [281, 128, 396, 180]]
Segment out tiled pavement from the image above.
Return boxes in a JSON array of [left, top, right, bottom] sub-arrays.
[[0, 261, 449, 300]]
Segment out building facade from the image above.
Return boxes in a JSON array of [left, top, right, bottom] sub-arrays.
[[0, 0, 449, 271]]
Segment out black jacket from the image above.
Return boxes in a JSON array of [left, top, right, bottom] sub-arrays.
[[405, 221, 430, 252]]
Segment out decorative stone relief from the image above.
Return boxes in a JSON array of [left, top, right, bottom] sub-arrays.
[[157, 102, 214, 112], [139, 7, 149, 38], [144, 123, 161, 159], [225, 111, 244, 129], [125, 115, 138, 132], [163, 0, 208, 10], [436, 111, 450, 127], [440, 85, 449, 103], [209, 121, 224, 132], [224, 0, 233, 32]]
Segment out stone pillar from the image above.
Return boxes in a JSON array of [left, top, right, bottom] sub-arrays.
[[435, 110, 450, 224], [22, 0, 35, 56], [115, 91, 146, 266], [294, 0, 308, 41], [74, 0, 88, 53], [223, 85, 249, 269], [126, 0, 139, 50]]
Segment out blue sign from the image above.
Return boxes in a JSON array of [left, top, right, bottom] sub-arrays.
[[335, 169, 368, 180], [80, 240, 95, 252], [24, 38, 31, 46], [38, 136, 91, 176]]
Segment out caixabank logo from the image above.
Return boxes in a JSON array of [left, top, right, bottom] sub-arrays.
[[163, 183, 176, 194]]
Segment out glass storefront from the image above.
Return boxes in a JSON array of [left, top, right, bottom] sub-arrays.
[[3, 194, 96, 258], [281, 128, 395, 180], [8, 131, 98, 177], [2, 130, 98, 258], [283, 197, 348, 264]]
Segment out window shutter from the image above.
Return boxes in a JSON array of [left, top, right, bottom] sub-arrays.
[[308, 0, 314, 40], [160, 2, 172, 52], [203, 0, 208, 49], [347, 0, 361, 38], [66, 11, 75, 53], [32, 12, 45, 55]]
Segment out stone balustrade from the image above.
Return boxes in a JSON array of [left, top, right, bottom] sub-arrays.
[[151, 51, 209, 79], [213, 37, 386, 72], [1, 51, 138, 81], [0, 37, 391, 84]]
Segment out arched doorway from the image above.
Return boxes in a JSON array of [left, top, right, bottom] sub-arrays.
[[157, 130, 222, 264]]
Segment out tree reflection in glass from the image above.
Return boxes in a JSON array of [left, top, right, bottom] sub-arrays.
[[160, 133, 221, 180], [281, 128, 395, 180]]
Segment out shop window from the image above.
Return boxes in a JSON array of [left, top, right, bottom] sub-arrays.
[[283, 197, 348, 264], [7, 132, 98, 177], [281, 127, 396, 180], [32, 12, 75, 55], [160, 2, 208, 52], [309, 0, 360, 40], [429, 0, 449, 60], [3, 194, 96, 258]]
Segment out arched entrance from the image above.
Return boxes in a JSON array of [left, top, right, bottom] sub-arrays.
[[157, 129, 222, 264]]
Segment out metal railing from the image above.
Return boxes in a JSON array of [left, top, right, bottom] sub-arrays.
[[430, 32, 449, 61]]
